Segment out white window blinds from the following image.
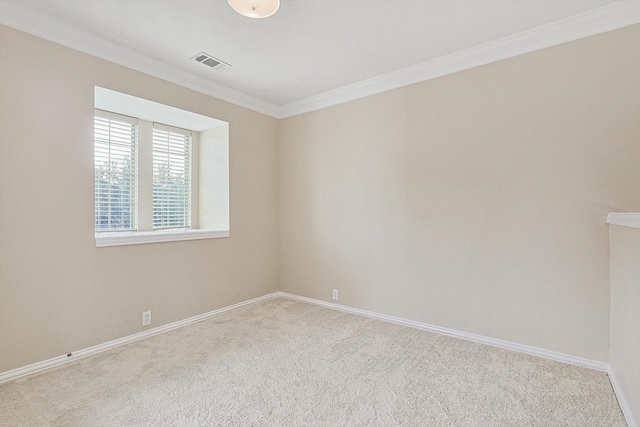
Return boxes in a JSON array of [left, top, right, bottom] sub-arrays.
[[152, 123, 192, 229], [94, 111, 138, 231]]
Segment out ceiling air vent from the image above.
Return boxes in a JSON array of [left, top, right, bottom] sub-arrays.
[[192, 52, 230, 71]]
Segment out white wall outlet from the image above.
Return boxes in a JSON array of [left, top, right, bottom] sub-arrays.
[[332, 289, 339, 301], [142, 311, 152, 326]]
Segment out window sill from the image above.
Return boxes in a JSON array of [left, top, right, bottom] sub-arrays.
[[95, 229, 230, 247], [607, 213, 640, 230]]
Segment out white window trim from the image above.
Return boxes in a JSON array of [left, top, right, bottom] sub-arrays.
[[95, 228, 230, 247]]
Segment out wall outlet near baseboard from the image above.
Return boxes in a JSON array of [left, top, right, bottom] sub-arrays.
[[332, 289, 339, 301], [142, 311, 152, 326]]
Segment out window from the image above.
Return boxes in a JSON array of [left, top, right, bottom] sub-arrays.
[[94, 113, 138, 231], [93, 87, 230, 247], [152, 124, 191, 230]]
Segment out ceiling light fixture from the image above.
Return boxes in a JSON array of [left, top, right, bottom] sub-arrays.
[[228, 0, 280, 19]]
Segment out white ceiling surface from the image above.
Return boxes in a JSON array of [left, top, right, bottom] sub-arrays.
[[2, 1, 639, 118]]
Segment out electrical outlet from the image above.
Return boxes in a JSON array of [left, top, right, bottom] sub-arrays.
[[332, 289, 339, 301], [142, 311, 152, 326]]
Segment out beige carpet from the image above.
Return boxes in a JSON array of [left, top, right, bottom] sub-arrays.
[[0, 297, 626, 426]]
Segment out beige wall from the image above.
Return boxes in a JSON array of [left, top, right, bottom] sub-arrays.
[[1, 22, 639, 374], [610, 224, 640, 424], [279, 25, 640, 362], [0, 26, 279, 373]]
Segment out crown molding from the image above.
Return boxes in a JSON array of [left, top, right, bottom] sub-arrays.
[[277, 1, 640, 118], [0, 1, 280, 118], [1, 1, 639, 120]]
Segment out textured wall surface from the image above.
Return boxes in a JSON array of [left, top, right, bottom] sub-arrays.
[[279, 25, 640, 362], [0, 25, 279, 372]]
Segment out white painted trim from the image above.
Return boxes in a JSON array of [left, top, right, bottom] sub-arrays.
[[277, 292, 609, 372], [1, 1, 639, 119], [277, 1, 640, 118], [95, 228, 229, 247], [0, 2, 280, 118], [0, 292, 279, 384], [609, 367, 638, 427], [607, 213, 640, 230]]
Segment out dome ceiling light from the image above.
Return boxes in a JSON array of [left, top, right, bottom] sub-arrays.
[[228, 0, 280, 19]]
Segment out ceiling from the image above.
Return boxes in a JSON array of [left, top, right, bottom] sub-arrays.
[[1, 0, 639, 117]]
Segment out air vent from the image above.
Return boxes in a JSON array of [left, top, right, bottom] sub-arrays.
[[192, 52, 230, 71]]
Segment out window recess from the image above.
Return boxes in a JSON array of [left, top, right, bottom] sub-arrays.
[[93, 87, 229, 247]]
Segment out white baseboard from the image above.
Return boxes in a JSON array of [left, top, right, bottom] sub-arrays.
[[0, 290, 613, 387], [277, 291, 609, 372], [0, 292, 280, 384], [609, 368, 637, 427], [3, 290, 631, 425]]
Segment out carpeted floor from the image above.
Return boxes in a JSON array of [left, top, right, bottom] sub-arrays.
[[0, 297, 626, 426]]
